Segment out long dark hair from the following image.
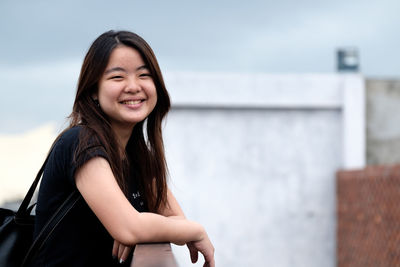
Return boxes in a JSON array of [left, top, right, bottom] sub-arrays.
[[65, 30, 170, 212]]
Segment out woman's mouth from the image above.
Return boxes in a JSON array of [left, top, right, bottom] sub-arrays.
[[120, 100, 144, 105]]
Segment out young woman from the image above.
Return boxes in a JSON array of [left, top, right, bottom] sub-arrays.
[[30, 30, 215, 267]]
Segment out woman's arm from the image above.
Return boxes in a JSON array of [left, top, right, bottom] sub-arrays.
[[76, 157, 203, 245], [75, 157, 214, 265]]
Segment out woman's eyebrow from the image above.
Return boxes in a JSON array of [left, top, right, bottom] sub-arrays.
[[104, 67, 126, 74], [136, 65, 149, 71]]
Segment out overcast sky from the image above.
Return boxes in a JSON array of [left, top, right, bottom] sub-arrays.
[[1, 0, 400, 132]]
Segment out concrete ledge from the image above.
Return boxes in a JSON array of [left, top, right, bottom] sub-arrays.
[[131, 243, 178, 267], [164, 72, 360, 108]]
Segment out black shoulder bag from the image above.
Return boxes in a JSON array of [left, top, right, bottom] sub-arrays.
[[0, 155, 81, 267]]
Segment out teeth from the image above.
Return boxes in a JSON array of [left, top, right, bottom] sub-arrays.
[[122, 100, 141, 105]]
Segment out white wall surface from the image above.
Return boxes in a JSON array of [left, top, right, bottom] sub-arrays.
[[366, 79, 400, 165], [163, 72, 365, 267]]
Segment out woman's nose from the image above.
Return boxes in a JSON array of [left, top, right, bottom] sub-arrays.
[[124, 77, 141, 93]]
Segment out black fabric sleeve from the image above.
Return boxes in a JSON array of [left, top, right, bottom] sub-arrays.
[[69, 144, 109, 186]]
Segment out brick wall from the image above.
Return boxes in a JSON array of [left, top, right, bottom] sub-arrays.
[[337, 165, 400, 266]]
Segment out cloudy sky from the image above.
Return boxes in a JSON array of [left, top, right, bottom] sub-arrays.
[[1, 0, 400, 133]]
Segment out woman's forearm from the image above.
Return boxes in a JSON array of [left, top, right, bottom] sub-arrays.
[[127, 212, 204, 246]]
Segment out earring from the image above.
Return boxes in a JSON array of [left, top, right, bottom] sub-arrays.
[[93, 98, 100, 107]]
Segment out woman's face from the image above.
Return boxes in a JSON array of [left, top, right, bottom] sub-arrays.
[[96, 45, 157, 133]]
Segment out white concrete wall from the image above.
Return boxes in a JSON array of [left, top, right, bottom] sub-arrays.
[[163, 72, 365, 267], [366, 79, 400, 165]]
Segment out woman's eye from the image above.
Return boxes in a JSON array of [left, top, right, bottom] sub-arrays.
[[111, 75, 123, 80], [139, 73, 152, 78]]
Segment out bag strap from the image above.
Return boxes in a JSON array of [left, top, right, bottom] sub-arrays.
[[21, 190, 81, 266], [16, 153, 51, 216], [15, 147, 82, 265]]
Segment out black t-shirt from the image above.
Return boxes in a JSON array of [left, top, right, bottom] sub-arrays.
[[30, 126, 148, 267]]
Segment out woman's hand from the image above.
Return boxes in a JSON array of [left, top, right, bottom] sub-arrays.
[[112, 240, 132, 264], [186, 230, 215, 267]]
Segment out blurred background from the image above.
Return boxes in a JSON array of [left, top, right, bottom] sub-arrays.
[[1, 0, 400, 266]]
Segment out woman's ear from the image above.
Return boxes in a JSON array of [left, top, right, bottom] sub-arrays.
[[91, 94, 100, 107]]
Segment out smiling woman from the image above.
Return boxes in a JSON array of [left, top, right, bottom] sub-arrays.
[[95, 46, 158, 140], [28, 30, 215, 267]]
